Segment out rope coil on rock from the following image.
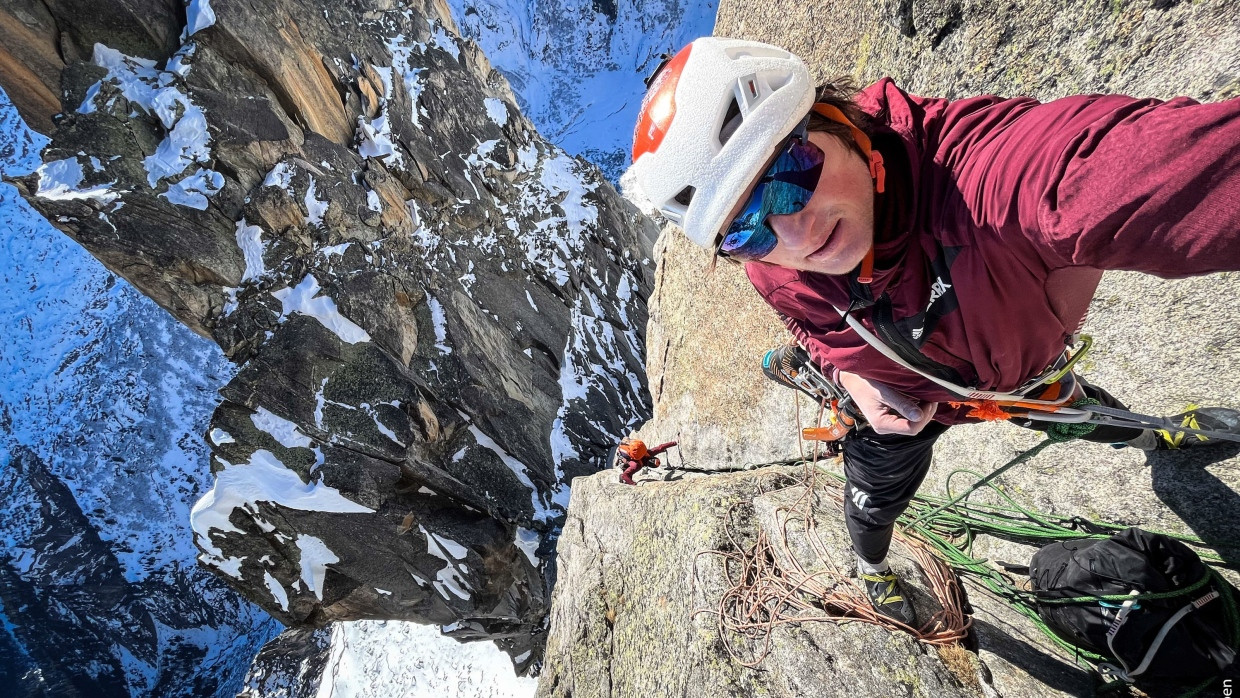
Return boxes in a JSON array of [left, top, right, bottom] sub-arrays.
[[695, 388, 1237, 692]]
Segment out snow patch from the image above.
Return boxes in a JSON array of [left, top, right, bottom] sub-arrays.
[[272, 275, 371, 344], [160, 167, 223, 209], [318, 242, 352, 258], [264, 571, 289, 611], [303, 175, 328, 226], [515, 527, 540, 567], [484, 97, 508, 126], [360, 403, 403, 446], [83, 45, 214, 188], [250, 406, 313, 449], [381, 35, 429, 127], [234, 219, 267, 282], [356, 111, 403, 165], [184, 0, 216, 37], [166, 43, 196, 77], [296, 534, 339, 601], [420, 525, 471, 601], [190, 449, 372, 573], [215, 555, 244, 579], [262, 162, 293, 189], [35, 157, 119, 203], [209, 428, 235, 446], [426, 294, 452, 354], [430, 23, 461, 62], [310, 621, 536, 697]]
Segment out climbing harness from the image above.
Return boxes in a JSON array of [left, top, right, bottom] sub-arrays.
[[817, 313, 1240, 444], [763, 354, 1240, 692], [901, 397, 1102, 531]]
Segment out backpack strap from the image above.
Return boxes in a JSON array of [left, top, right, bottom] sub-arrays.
[[1102, 589, 1221, 683]]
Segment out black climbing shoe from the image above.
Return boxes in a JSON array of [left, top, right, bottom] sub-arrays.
[[1156, 407, 1240, 450], [860, 570, 917, 626]]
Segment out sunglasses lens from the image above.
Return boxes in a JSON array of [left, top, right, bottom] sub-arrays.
[[719, 140, 824, 261], [720, 183, 778, 260]]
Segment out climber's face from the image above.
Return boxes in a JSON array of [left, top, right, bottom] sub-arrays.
[[757, 131, 875, 274], [719, 131, 875, 275]]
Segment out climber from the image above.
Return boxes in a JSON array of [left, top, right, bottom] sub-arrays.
[[617, 438, 678, 485], [630, 37, 1240, 626]]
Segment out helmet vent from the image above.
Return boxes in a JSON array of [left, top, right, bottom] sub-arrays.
[[761, 69, 791, 92], [718, 97, 743, 147], [723, 44, 791, 61], [674, 186, 695, 207]]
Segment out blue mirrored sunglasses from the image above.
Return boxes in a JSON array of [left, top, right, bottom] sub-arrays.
[[718, 135, 824, 262]]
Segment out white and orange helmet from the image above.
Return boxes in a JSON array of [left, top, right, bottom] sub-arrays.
[[630, 37, 815, 249]]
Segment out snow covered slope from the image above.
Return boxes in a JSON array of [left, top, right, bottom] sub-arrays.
[[447, 0, 717, 180], [0, 88, 280, 697], [241, 621, 537, 697]]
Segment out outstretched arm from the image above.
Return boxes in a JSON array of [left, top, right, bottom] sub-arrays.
[[949, 91, 1240, 277], [647, 441, 678, 456]]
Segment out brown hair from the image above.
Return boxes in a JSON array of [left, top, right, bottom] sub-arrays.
[[807, 77, 873, 159]]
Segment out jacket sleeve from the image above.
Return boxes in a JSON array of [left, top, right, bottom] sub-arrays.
[[950, 92, 1240, 277], [780, 313, 841, 380], [648, 441, 677, 456]]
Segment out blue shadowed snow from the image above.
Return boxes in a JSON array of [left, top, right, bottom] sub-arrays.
[[0, 86, 279, 697], [446, 0, 719, 181]]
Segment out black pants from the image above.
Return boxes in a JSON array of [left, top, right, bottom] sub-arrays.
[[844, 381, 1141, 565]]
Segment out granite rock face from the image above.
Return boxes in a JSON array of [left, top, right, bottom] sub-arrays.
[[540, 1, 1240, 695], [537, 466, 993, 698], [716, 0, 1240, 101], [1, 0, 656, 670]]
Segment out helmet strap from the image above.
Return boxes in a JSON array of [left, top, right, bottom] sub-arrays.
[[810, 103, 885, 193], [811, 103, 881, 284]]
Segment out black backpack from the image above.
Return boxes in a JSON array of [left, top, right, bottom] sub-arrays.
[[1029, 528, 1237, 687]]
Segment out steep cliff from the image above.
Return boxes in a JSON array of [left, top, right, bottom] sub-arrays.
[[1, 0, 657, 672], [538, 1, 1240, 696]]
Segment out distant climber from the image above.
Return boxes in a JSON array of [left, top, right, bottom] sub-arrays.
[[616, 438, 678, 485], [630, 37, 1240, 626]]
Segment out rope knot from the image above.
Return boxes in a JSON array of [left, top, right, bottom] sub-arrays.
[[1045, 398, 1101, 442]]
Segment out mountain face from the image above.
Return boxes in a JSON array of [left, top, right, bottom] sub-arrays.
[[1, 0, 657, 679], [0, 100, 279, 695], [237, 0, 719, 692]]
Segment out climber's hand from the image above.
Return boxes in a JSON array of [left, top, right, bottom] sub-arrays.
[[838, 371, 938, 436]]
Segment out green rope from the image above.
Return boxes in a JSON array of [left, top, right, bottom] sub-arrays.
[[902, 398, 1101, 532], [783, 409, 1239, 690], [1034, 570, 1212, 605]]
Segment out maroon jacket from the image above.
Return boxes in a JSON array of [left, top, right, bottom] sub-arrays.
[[746, 79, 1240, 424]]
